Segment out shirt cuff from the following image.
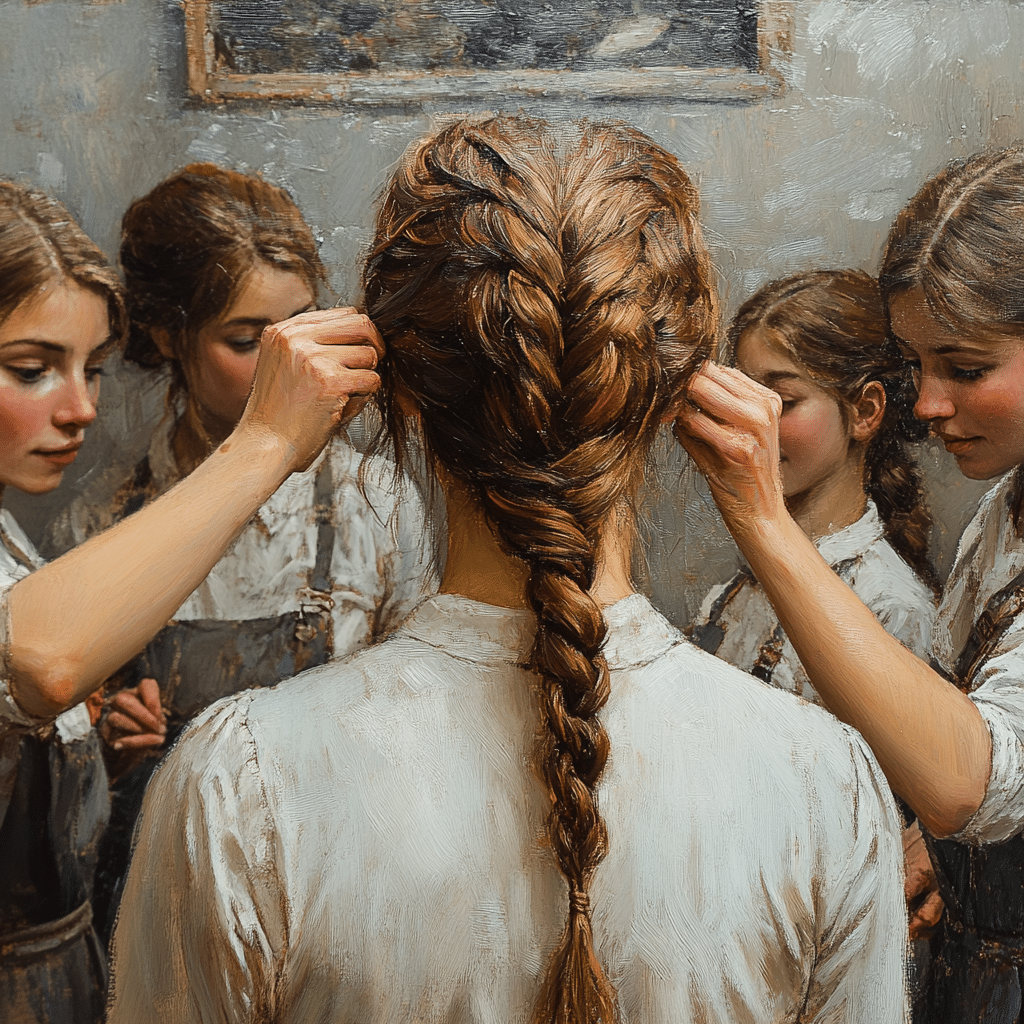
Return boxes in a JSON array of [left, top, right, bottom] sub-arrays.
[[952, 699, 1024, 845], [0, 593, 45, 730]]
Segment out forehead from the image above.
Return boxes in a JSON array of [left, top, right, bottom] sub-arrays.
[[734, 325, 808, 380], [0, 280, 109, 345], [889, 287, 1018, 355], [219, 263, 315, 322]]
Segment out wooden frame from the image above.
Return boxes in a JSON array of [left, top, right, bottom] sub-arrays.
[[184, 1, 793, 105]]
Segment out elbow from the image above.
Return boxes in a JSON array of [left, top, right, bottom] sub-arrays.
[[916, 782, 987, 841], [7, 653, 82, 720]]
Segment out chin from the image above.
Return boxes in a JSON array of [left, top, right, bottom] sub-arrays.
[[9, 472, 66, 496]]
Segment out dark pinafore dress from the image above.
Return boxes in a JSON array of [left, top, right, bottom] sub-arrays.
[[922, 568, 1024, 1024], [93, 456, 339, 941], [0, 527, 109, 1024]]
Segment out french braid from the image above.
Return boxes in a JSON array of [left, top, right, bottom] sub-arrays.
[[364, 115, 716, 1024]]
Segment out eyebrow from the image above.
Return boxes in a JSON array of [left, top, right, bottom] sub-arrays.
[[221, 303, 317, 329], [0, 334, 117, 356], [760, 370, 803, 386], [892, 335, 992, 358]]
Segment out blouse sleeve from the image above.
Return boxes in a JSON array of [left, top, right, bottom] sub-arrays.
[[804, 730, 909, 1022], [0, 581, 46, 732], [952, 619, 1024, 844], [107, 695, 287, 1024]]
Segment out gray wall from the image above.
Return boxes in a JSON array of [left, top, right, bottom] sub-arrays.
[[2, 0, 1014, 625]]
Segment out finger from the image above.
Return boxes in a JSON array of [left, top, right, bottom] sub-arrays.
[[109, 689, 163, 729], [111, 733, 167, 752], [917, 890, 945, 929], [267, 311, 385, 361], [675, 405, 763, 467], [105, 707, 152, 736], [687, 371, 780, 430], [328, 368, 382, 399], [137, 679, 166, 723]]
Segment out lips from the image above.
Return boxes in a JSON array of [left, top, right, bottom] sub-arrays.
[[936, 434, 980, 455], [34, 444, 82, 466]]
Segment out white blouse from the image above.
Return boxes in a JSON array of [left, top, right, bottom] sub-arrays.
[[109, 593, 907, 1024], [47, 423, 436, 655], [935, 473, 1024, 845], [692, 502, 936, 703]]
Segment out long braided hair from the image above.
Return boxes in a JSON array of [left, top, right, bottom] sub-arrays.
[[364, 116, 716, 1024], [727, 269, 938, 592]]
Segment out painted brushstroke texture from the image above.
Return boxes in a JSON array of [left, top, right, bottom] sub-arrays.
[[108, 594, 906, 1022]]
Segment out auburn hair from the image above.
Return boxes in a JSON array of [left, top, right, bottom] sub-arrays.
[[728, 269, 938, 592], [364, 115, 717, 1024], [119, 162, 326, 396]]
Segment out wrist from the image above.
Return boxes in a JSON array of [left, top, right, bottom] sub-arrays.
[[217, 425, 297, 491]]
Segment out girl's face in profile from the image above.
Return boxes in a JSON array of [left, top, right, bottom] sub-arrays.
[[735, 326, 859, 504], [890, 287, 1024, 480], [184, 262, 315, 438], [0, 281, 111, 495]]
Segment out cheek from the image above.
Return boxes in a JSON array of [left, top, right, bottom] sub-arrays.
[[777, 409, 818, 457], [207, 349, 260, 397], [0, 384, 48, 449]]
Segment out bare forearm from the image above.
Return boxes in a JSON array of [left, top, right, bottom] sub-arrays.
[[737, 513, 991, 837], [7, 431, 294, 717]]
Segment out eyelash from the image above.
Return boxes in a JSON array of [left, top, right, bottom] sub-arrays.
[[7, 365, 105, 385], [226, 337, 261, 352], [952, 366, 988, 382]]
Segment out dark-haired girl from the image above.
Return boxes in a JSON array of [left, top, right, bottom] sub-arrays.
[[678, 146, 1024, 1021], [108, 117, 906, 1024], [691, 270, 936, 704], [0, 180, 383, 1024]]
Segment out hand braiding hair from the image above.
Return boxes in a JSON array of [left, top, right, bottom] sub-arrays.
[[364, 115, 716, 1024]]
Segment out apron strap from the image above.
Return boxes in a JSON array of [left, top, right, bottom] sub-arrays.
[[750, 555, 861, 685], [952, 564, 1024, 691], [308, 451, 337, 596], [688, 569, 754, 655]]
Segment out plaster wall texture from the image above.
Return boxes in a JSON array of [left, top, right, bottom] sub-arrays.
[[0, 0, 1013, 624]]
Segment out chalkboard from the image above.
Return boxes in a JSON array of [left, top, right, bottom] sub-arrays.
[[185, 1, 788, 103], [209, 2, 758, 75]]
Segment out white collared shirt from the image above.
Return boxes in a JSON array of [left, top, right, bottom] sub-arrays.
[[109, 593, 907, 1024], [692, 502, 936, 703]]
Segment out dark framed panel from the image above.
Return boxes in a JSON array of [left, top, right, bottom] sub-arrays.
[[185, 1, 792, 104]]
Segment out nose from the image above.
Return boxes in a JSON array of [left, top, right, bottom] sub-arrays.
[[913, 372, 955, 423], [53, 373, 98, 432]]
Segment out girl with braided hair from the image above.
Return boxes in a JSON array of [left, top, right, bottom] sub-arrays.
[[691, 269, 937, 705], [678, 145, 1024, 1021], [107, 116, 906, 1023]]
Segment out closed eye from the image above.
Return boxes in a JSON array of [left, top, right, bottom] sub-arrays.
[[951, 365, 989, 382]]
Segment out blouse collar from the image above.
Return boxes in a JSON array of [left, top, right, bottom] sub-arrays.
[[398, 592, 682, 671]]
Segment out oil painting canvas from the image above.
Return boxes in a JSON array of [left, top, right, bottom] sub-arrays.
[[2, 1, 1024, 1021]]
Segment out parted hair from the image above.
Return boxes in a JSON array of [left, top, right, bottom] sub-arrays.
[[0, 180, 126, 340], [364, 115, 717, 1024], [728, 270, 938, 592], [880, 145, 1024, 330], [880, 146, 1024, 531], [120, 162, 326, 391]]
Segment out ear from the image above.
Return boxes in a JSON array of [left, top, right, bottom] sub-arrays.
[[151, 327, 177, 361], [850, 380, 886, 443]]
